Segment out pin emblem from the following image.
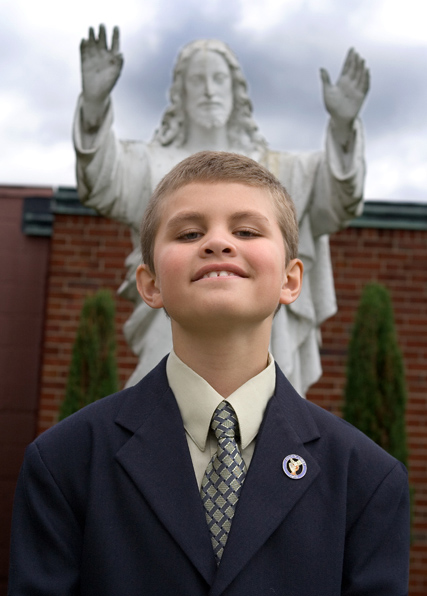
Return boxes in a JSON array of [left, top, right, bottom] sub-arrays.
[[283, 454, 307, 479]]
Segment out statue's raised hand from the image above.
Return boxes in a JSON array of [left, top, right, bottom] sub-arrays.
[[320, 48, 370, 127], [81, 25, 123, 105]]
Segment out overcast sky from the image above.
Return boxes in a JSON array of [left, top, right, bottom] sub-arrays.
[[1, 0, 426, 201]]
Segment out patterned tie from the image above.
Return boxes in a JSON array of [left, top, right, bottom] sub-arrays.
[[200, 400, 247, 564]]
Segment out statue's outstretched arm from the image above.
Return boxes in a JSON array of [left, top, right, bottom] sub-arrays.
[[80, 25, 123, 144], [320, 48, 370, 151]]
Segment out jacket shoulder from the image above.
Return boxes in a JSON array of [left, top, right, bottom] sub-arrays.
[[33, 358, 170, 460], [275, 365, 406, 477]]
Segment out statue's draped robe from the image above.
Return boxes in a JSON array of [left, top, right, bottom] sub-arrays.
[[73, 96, 365, 395]]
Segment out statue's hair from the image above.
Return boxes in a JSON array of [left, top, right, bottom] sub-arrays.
[[140, 151, 298, 274], [151, 40, 267, 152]]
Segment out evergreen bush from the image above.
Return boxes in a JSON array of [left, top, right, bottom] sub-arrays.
[[343, 282, 408, 466], [59, 289, 119, 421]]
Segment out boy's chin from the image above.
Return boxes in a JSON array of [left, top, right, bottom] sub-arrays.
[[170, 304, 276, 333]]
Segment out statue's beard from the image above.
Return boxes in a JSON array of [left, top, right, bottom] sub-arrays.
[[188, 107, 230, 130]]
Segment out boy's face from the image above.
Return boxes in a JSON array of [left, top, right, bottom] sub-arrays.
[[137, 182, 302, 333]]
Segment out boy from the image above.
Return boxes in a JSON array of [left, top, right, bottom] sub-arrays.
[[9, 152, 409, 595]]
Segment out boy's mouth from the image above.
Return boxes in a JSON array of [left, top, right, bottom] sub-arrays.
[[201, 271, 239, 279], [192, 264, 247, 281]]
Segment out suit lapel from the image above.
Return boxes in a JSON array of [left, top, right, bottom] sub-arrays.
[[210, 368, 321, 596], [114, 361, 216, 586]]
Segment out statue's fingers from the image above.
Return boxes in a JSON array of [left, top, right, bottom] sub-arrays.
[[88, 27, 96, 45], [111, 26, 120, 54], [354, 50, 368, 81], [352, 49, 366, 64], [354, 58, 366, 86], [356, 53, 365, 75], [320, 68, 331, 89], [98, 24, 107, 49], [360, 68, 370, 96], [112, 53, 124, 72], [341, 47, 354, 76], [349, 55, 362, 86], [354, 56, 370, 96], [346, 50, 358, 81]]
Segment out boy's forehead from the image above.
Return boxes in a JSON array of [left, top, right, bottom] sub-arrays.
[[159, 180, 275, 215]]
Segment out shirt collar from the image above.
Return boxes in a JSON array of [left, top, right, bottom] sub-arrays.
[[166, 350, 276, 451]]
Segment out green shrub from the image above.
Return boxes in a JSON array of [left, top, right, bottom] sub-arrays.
[[59, 289, 119, 421], [343, 283, 408, 467]]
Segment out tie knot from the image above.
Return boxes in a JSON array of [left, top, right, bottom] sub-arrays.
[[211, 401, 238, 441]]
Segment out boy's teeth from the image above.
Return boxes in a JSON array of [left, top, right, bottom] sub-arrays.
[[203, 271, 235, 278]]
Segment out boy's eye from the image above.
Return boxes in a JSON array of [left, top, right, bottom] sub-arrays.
[[235, 228, 260, 238], [177, 231, 202, 241]]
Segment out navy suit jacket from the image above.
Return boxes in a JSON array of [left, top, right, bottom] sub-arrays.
[[9, 359, 409, 595]]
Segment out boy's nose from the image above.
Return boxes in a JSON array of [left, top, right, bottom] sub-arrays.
[[199, 234, 237, 256]]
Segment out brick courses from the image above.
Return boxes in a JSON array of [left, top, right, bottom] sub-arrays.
[[37, 213, 138, 433], [309, 226, 427, 594]]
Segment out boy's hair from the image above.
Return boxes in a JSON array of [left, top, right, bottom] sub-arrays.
[[140, 151, 298, 273]]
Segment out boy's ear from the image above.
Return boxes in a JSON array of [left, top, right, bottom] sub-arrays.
[[279, 258, 304, 305], [136, 264, 164, 309]]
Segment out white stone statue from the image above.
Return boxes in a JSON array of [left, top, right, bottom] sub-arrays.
[[73, 25, 369, 396]]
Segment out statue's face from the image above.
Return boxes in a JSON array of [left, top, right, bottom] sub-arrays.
[[183, 49, 233, 129]]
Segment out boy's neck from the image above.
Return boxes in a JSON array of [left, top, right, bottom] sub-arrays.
[[171, 323, 272, 397]]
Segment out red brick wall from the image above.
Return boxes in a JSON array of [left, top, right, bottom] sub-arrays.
[[33, 212, 427, 593], [37, 213, 138, 433], [0, 187, 52, 595], [307, 225, 427, 594]]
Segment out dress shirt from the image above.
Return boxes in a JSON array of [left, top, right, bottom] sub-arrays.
[[166, 350, 276, 488]]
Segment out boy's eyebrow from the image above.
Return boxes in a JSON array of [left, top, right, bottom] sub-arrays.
[[229, 211, 271, 225], [165, 211, 205, 230], [165, 210, 271, 230]]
